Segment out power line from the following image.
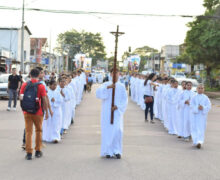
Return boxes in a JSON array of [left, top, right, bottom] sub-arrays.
[[0, 5, 196, 18]]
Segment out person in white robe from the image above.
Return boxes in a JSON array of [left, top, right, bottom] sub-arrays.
[[179, 81, 196, 141], [162, 79, 172, 129], [153, 78, 162, 119], [96, 69, 128, 159], [190, 84, 211, 149], [167, 80, 181, 135], [161, 77, 169, 123], [176, 81, 187, 138], [67, 76, 76, 125], [43, 80, 63, 143], [57, 77, 71, 134]]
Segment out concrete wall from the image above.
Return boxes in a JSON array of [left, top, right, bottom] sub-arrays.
[[0, 29, 18, 59], [17, 29, 30, 63]]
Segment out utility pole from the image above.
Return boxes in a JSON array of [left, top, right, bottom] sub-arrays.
[[20, 0, 25, 73], [110, 25, 124, 124]]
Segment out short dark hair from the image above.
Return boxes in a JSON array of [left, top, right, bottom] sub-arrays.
[[36, 67, 43, 72], [49, 79, 56, 86], [186, 81, 192, 85], [30, 69, 40, 78]]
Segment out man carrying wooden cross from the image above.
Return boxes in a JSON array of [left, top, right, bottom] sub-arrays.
[[96, 68, 128, 159]]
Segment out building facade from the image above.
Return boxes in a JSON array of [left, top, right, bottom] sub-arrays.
[[0, 26, 31, 73]]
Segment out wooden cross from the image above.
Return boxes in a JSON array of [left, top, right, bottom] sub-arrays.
[[110, 25, 125, 124]]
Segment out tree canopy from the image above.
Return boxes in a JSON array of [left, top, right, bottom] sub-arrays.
[[178, 0, 220, 83], [56, 29, 107, 66]]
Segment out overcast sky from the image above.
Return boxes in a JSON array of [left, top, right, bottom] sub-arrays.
[[0, 0, 205, 58]]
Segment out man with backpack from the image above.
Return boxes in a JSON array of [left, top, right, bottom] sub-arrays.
[[20, 68, 49, 160]]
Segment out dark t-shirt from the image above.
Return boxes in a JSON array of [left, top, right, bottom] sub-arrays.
[[8, 75, 21, 90]]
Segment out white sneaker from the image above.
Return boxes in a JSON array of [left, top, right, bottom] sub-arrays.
[[7, 107, 11, 111], [12, 107, 16, 111]]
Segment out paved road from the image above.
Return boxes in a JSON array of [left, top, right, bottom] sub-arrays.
[[0, 85, 220, 180]]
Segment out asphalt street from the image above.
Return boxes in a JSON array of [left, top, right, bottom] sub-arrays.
[[0, 85, 220, 180]]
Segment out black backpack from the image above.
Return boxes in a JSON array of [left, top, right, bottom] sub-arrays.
[[21, 81, 40, 114]]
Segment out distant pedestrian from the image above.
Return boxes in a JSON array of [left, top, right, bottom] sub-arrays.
[[87, 74, 93, 92], [7, 68, 21, 111], [20, 68, 49, 160]]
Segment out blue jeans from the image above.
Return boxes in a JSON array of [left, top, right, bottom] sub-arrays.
[[8, 89, 17, 108], [144, 95, 154, 120]]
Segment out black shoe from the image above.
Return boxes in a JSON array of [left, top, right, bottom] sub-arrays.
[[196, 143, 201, 149], [115, 154, 121, 159], [53, 140, 59, 144], [106, 155, 111, 159], [71, 119, 74, 125], [25, 153, 32, 160], [21, 143, 26, 150], [35, 151, 43, 158]]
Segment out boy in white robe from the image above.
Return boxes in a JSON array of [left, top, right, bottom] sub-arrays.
[[96, 68, 128, 159], [177, 81, 187, 138], [179, 81, 196, 141], [190, 84, 211, 149], [167, 80, 181, 135], [43, 80, 63, 143], [57, 77, 71, 135]]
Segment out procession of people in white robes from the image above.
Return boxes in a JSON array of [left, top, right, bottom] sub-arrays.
[[130, 74, 211, 149], [42, 70, 86, 143]]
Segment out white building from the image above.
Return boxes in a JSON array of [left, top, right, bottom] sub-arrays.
[[0, 26, 32, 73], [161, 45, 180, 74]]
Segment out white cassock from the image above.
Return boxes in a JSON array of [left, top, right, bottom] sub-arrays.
[[162, 84, 171, 128], [76, 76, 82, 105], [67, 84, 76, 123], [140, 79, 146, 110], [157, 84, 163, 120], [96, 81, 128, 156], [130, 77, 135, 102], [43, 89, 63, 142], [179, 90, 196, 138], [190, 94, 211, 145], [134, 78, 139, 104], [153, 82, 160, 118], [176, 89, 185, 137], [167, 88, 181, 135], [57, 86, 71, 130]]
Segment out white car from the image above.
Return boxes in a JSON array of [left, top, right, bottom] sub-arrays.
[[0, 74, 29, 98], [0, 74, 10, 98], [172, 72, 186, 79]]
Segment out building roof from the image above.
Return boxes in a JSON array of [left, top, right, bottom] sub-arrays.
[[0, 25, 32, 35]]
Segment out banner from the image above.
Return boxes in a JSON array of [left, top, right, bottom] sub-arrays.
[[83, 58, 92, 72], [74, 54, 86, 69], [128, 55, 141, 72]]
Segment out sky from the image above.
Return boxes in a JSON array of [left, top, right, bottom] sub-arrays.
[[0, 0, 206, 59]]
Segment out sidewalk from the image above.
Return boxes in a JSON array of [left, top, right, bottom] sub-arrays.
[[205, 91, 220, 99]]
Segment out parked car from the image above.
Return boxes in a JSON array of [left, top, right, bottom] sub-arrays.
[[0, 74, 10, 98], [172, 72, 186, 79], [0, 74, 29, 98]]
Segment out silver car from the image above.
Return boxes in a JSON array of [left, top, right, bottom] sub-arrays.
[[0, 74, 10, 98]]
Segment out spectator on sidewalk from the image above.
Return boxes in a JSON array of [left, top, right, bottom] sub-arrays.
[[20, 68, 49, 160], [7, 68, 21, 111]]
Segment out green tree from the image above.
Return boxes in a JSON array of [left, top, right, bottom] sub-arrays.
[[179, 0, 220, 85], [56, 29, 107, 67]]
